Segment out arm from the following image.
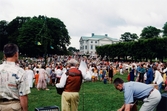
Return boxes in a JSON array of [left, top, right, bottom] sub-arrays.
[[20, 95, 28, 111], [124, 104, 131, 111], [153, 71, 157, 84], [134, 69, 136, 76], [117, 104, 125, 111], [117, 104, 131, 111], [56, 72, 67, 88]]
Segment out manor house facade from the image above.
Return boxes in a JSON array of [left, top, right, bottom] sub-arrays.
[[79, 33, 119, 55]]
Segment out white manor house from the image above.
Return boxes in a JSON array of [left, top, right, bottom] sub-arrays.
[[79, 33, 119, 55]]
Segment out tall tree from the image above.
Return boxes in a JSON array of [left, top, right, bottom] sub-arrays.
[[6, 17, 30, 44], [140, 26, 161, 39], [17, 15, 70, 56], [163, 22, 167, 37], [131, 33, 138, 41], [120, 32, 138, 42], [68, 47, 79, 53], [0, 20, 8, 51]]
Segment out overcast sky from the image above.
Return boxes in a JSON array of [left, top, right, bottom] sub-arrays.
[[0, 0, 167, 49]]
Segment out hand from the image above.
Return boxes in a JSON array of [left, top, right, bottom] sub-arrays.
[[117, 108, 122, 111]]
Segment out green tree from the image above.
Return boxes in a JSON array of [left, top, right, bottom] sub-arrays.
[[131, 33, 138, 41], [46, 17, 70, 54], [17, 15, 70, 56], [140, 26, 161, 39], [96, 46, 106, 59], [68, 47, 79, 55], [162, 22, 167, 37], [120, 32, 138, 42], [6, 17, 30, 44], [17, 17, 43, 56], [0, 20, 8, 51], [96, 37, 167, 62]]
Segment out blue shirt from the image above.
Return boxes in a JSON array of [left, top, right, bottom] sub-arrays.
[[146, 68, 154, 83], [139, 67, 146, 74], [136, 66, 140, 73], [123, 82, 153, 104]]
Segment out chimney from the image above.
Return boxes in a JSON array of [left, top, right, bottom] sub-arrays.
[[105, 34, 108, 36], [92, 33, 94, 37]]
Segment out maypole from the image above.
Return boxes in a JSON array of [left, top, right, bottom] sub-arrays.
[[36, 16, 54, 65]]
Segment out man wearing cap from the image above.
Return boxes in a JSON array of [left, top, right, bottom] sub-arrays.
[[56, 58, 83, 111], [0, 43, 30, 111]]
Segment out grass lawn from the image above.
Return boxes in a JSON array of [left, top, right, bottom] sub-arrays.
[[28, 73, 142, 111]]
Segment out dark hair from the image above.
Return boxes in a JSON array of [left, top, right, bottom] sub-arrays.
[[41, 64, 46, 69], [148, 65, 151, 68], [153, 65, 157, 70], [113, 78, 124, 86], [3, 43, 19, 58]]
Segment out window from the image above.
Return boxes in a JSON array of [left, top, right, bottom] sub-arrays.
[[95, 41, 97, 43], [91, 45, 93, 49], [91, 41, 93, 43], [85, 46, 87, 49]]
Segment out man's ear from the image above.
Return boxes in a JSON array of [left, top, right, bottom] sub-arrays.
[[14, 52, 18, 58], [14, 53, 17, 57]]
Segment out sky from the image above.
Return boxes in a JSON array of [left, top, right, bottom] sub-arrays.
[[0, 0, 167, 49]]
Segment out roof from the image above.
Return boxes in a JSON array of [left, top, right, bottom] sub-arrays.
[[80, 34, 119, 41]]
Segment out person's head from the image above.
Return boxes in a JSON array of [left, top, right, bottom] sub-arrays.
[[36, 70, 39, 74], [153, 65, 157, 70], [141, 64, 143, 67], [3, 43, 19, 62], [132, 65, 135, 68], [148, 64, 151, 68], [67, 58, 79, 67], [113, 78, 124, 91]]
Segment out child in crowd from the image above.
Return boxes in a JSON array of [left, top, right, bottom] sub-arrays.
[[102, 67, 107, 82], [50, 69, 56, 86], [99, 68, 103, 81], [34, 70, 39, 88], [94, 66, 98, 81], [91, 68, 95, 82]]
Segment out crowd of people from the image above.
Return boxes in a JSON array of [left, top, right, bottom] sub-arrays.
[[1, 43, 167, 111], [20, 55, 167, 111], [21, 55, 167, 92], [123, 61, 167, 92]]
